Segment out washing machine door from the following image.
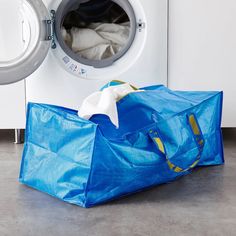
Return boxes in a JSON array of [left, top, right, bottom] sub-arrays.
[[0, 0, 51, 85]]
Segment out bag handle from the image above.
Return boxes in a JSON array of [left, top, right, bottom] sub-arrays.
[[149, 114, 205, 173], [100, 80, 139, 91]]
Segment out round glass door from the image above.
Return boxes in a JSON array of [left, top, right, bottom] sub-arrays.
[[0, 1, 26, 65], [55, 0, 136, 68], [0, 0, 51, 85]]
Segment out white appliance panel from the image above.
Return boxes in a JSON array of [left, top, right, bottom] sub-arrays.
[[169, 0, 236, 127]]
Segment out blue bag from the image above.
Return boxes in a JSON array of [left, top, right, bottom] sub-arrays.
[[19, 84, 224, 208]]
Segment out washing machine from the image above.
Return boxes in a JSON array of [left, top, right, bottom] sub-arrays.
[[0, 0, 168, 110]]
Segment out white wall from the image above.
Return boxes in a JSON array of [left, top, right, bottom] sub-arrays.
[[168, 0, 236, 127]]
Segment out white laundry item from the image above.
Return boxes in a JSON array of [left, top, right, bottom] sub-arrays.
[[62, 22, 130, 60], [78, 83, 137, 128], [89, 22, 130, 46], [61, 27, 72, 47], [74, 40, 117, 61]]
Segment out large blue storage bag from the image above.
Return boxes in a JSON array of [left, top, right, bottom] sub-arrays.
[[19, 85, 224, 208]]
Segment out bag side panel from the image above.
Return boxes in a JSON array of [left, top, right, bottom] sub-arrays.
[[158, 91, 224, 166], [19, 103, 97, 207], [194, 92, 224, 166]]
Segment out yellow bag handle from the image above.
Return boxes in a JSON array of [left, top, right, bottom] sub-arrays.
[[149, 114, 205, 173], [100, 80, 139, 91]]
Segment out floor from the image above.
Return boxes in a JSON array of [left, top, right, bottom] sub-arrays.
[[0, 129, 235, 236]]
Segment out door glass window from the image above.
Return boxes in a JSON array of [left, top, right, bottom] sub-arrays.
[[0, 0, 39, 67], [55, 0, 136, 68], [62, 0, 130, 61], [0, 0, 50, 85], [0, 0, 25, 63]]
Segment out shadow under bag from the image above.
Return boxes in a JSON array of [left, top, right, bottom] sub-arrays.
[[19, 85, 224, 208]]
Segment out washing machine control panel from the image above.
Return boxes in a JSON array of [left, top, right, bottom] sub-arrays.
[[61, 55, 88, 79]]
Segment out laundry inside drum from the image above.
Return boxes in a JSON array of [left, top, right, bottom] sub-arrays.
[[61, 0, 131, 61]]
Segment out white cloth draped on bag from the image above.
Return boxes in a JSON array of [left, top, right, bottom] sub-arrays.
[[78, 83, 141, 128]]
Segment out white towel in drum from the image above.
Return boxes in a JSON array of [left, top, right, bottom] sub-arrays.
[[78, 83, 137, 128], [62, 22, 130, 60]]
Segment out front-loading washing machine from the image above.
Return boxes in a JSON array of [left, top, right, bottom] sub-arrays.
[[0, 0, 168, 110]]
